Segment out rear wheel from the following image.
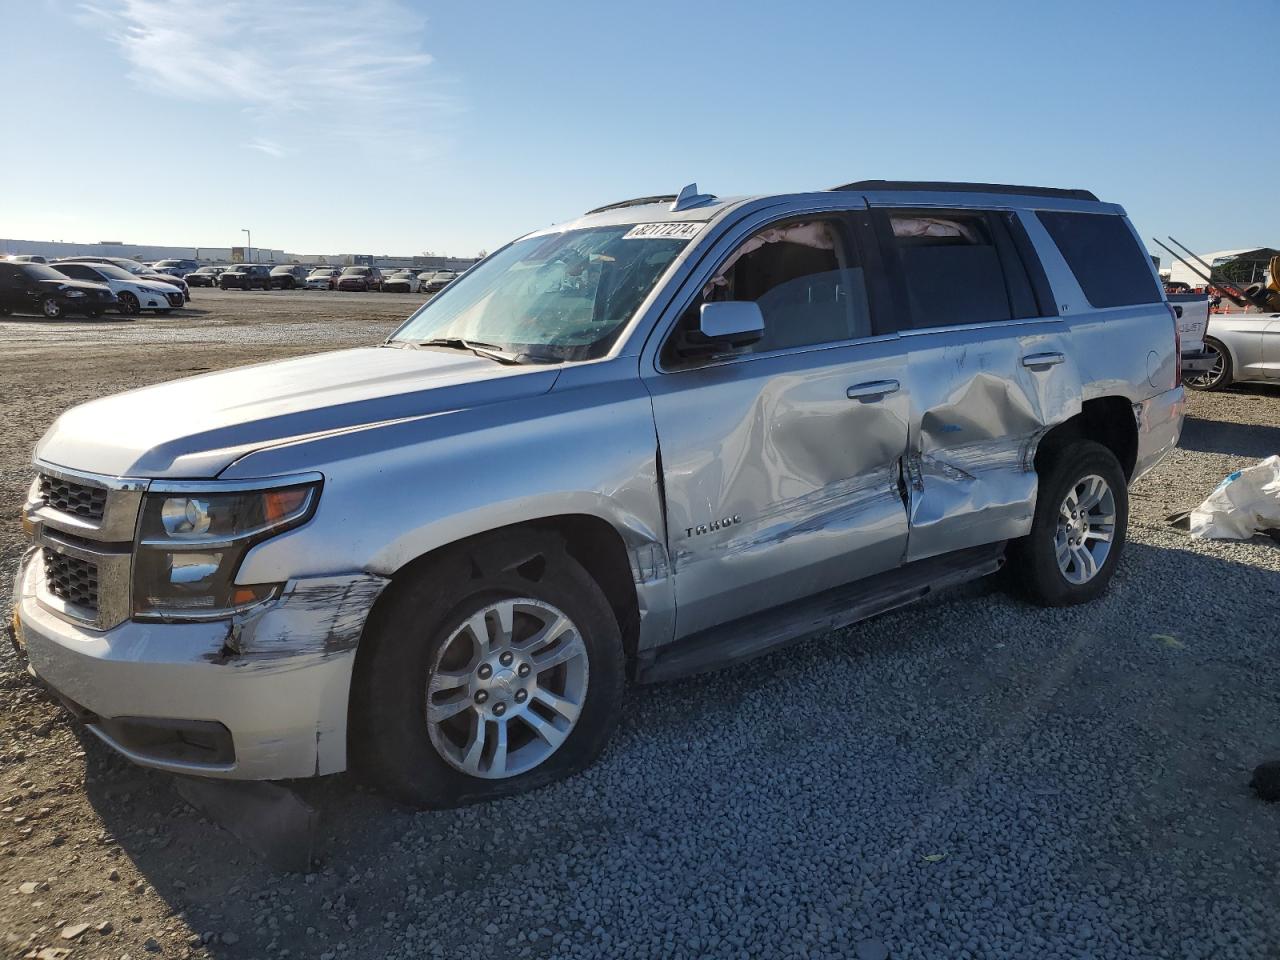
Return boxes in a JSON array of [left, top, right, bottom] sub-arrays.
[[41, 297, 63, 319], [1183, 338, 1232, 391], [0, 305, 12, 316], [351, 531, 625, 807], [117, 291, 140, 316], [1007, 440, 1128, 606]]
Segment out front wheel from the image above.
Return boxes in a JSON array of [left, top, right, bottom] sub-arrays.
[[1183, 339, 1232, 391], [1007, 440, 1128, 606], [117, 291, 140, 316], [351, 531, 625, 807], [41, 297, 63, 319]]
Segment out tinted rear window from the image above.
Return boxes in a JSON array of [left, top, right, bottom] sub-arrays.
[[1036, 211, 1161, 308]]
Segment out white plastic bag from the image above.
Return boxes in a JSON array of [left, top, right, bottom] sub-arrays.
[[1189, 455, 1280, 540]]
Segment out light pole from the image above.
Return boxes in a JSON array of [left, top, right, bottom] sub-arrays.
[[242, 228, 252, 264]]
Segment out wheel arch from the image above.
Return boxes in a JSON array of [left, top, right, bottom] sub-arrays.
[[1035, 396, 1139, 481], [355, 512, 643, 671]]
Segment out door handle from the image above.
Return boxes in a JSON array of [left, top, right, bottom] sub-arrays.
[[846, 379, 900, 400], [1022, 351, 1065, 369]]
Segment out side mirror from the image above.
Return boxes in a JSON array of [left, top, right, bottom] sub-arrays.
[[698, 301, 764, 348]]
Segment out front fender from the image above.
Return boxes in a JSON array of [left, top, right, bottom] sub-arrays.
[[229, 367, 675, 646]]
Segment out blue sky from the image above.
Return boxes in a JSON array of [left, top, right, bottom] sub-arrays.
[[3, 0, 1277, 260]]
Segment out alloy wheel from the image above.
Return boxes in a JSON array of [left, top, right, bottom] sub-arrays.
[[1055, 474, 1116, 584], [42, 298, 62, 318], [426, 597, 588, 780]]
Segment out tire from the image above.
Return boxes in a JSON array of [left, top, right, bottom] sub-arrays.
[[41, 297, 63, 319], [1007, 440, 1128, 607], [0, 305, 11, 316], [1183, 338, 1232, 391], [117, 291, 141, 316], [283, 278, 295, 290], [351, 530, 625, 808]]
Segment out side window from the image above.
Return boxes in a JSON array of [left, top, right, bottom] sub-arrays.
[[1036, 211, 1162, 308], [882, 210, 1041, 329], [663, 217, 872, 366], [60, 265, 92, 281]]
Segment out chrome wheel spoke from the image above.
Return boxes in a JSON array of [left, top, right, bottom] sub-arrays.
[[1072, 544, 1098, 581], [532, 686, 582, 725], [531, 634, 585, 672], [462, 611, 492, 662], [427, 668, 470, 695], [489, 719, 509, 777], [521, 709, 569, 751], [460, 717, 487, 773], [427, 694, 473, 724], [520, 612, 573, 654], [1085, 526, 1113, 543]]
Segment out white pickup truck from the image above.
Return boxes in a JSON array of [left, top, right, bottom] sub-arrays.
[[1169, 292, 1214, 375]]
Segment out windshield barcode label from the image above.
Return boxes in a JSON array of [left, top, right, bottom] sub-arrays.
[[622, 222, 704, 241]]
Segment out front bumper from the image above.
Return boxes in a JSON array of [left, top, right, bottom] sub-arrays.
[[1132, 385, 1185, 483], [11, 550, 387, 780]]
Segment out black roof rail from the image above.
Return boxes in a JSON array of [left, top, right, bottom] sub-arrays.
[[831, 180, 1099, 202], [585, 194, 678, 215]]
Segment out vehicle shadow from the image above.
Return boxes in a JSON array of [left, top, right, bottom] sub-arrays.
[[70, 536, 1280, 957], [1180, 413, 1280, 458]]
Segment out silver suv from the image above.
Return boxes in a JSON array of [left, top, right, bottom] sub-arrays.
[[10, 180, 1184, 806]]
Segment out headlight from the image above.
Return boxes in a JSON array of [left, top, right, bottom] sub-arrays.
[[65, 289, 86, 298], [132, 478, 321, 620]]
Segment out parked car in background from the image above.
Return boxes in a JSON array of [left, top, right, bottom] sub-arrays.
[[305, 267, 341, 290], [1183, 308, 1280, 391], [58, 257, 191, 302], [270, 265, 311, 290], [0, 261, 115, 318], [6, 181, 1183, 807], [52, 261, 182, 314], [336, 265, 382, 291], [6, 255, 48, 264], [382, 269, 424, 293], [184, 266, 226, 288], [219, 264, 273, 290], [418, 270, 457, 293], [152, 259, 200, 278]]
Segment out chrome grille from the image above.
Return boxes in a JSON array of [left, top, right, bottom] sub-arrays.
[[38, 473, 107, 521], [43, 550, 100, 613]]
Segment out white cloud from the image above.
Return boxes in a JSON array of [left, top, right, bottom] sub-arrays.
[[80, 0, 458, 156], [245, 138, 287, 158]]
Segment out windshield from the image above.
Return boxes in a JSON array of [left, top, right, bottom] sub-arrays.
[[390, 224, 693, 361], [22, 263, 71, 282], [94, 264, 139, 281], [343, 266, 369, 275], [154, 260, 181, 267], [197, 267, 220, 273]]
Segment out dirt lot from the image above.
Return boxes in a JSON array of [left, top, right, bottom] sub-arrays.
[[1, 291, 1279, 959]]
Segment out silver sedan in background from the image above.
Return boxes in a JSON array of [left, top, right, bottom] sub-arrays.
[[1185, 312, 1280, 390]]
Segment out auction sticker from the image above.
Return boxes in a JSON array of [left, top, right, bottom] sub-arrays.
[[622, 222, 704, 241]]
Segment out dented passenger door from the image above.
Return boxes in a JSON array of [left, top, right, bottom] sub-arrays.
[[870, 206, 1081, 561]]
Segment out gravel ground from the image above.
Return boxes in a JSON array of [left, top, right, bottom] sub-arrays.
[[2, 291, 1279, 960]]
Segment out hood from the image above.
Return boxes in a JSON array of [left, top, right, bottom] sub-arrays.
[[37, 346, 561, 478], [134, 278, 182, 293], [141, 271, 185, 288]]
